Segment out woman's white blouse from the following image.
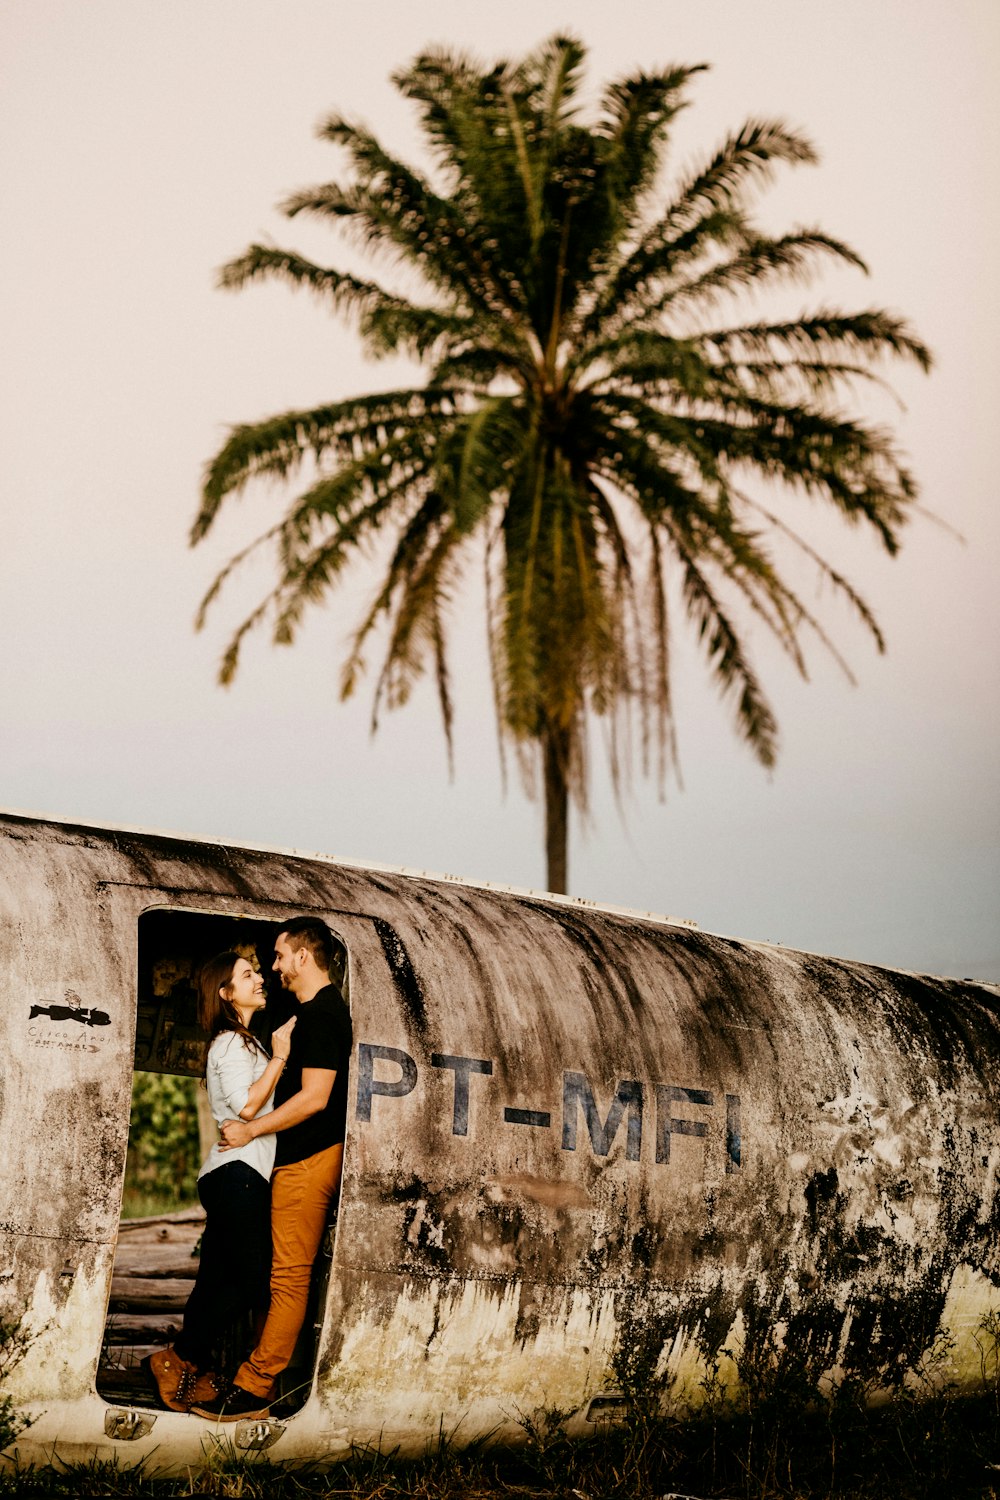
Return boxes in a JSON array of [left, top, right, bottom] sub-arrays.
[[198, 1030, 277, 1184]]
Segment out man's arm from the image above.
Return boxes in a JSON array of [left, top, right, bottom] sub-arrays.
[[219, 1067, 335, 1149]]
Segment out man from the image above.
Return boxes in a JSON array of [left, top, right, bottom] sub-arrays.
[[193, 915, 352, 1421]]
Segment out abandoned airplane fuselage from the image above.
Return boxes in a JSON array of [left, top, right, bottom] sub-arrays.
[[1, 811, 998, 1472]]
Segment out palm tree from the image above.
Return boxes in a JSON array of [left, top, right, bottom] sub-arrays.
[[192, 35, 930, 895]]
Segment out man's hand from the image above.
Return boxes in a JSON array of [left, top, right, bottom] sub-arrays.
[[219, 1118, 252, 1150]]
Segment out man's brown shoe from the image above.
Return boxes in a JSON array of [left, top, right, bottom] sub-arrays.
[[140, 1347, 197, 1412], [191, 1384, 270, 1422]]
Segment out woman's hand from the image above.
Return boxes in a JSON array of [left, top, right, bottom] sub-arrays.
[[271, 1015, 297, 1061], [234, 1015, 298, 1121]]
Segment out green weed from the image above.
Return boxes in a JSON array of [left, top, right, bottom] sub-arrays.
[[2, 1318, 1000, 1497], [0, 1320, 34, 1453]]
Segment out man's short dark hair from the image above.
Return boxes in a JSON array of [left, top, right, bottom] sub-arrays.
[[279, 916, 335, 974]]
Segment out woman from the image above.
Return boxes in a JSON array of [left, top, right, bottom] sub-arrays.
[[142, 950, 295, 1412]]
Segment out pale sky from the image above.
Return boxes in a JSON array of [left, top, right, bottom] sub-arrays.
[[1, 1, 998, 980]]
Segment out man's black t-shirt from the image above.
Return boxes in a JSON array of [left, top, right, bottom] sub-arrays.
[[273, 984, 352, 1167]]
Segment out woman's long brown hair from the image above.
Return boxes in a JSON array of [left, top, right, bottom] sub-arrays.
[[197, 950, 269, 1068]]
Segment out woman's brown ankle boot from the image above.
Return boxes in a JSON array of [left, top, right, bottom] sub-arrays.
[[140, 1347, 198, 1411]]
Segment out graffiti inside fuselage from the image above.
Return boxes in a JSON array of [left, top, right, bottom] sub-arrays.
[[355, 1042, 742, 1171]]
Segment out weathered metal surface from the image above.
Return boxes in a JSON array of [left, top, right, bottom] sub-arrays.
[[1, 810, 998, 1473]]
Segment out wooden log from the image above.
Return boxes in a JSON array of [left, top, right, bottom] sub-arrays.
[[112, 1243, 201, 1279], [120, 1206, 205, 1230], [100, 1344, 162, 1371], [117, 1208, 205, 1246], [98, 1364, 159, 1402], [108, 1276, 193, 1313], [102, 1314, 181, 1344]]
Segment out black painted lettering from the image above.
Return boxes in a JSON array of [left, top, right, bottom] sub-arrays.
[[654, 1085, 713, 1164], [561, 1072, 643, 1160], [430, 1053, 493, 1136], [504, 1107, 551, 1128], [355, 1042, 418, 1123]]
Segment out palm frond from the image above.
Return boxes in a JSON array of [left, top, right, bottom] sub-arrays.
[[268, 474, 429, 648], [685, 399, 917, 548], [217, 243, 407, 314], [362, 302, 525, 366], [645, 523, 680, 784], [193, 389, 452, 542], [712, 356, 898, 405], [665, 118, 818, 230], [194, 521, 285, 632], [586, 392, 726, 497], [370, 519, 465, 763], [392, 46, 508, 182], [735, 487, 885, 650], [216, 596, 278, 687], [576, 119, 815, 341], [518, 34, 587, 118], [655, 229, 868, 314], [436, 396, 528, 533], [340, 490, 448, 701], [290, 123, 527, 319], [574, 207, 750, 342], [581, 335, 719, 402], [428, 345, 532, 389], [597, 65, 706, 200], [275, 430, 435, 563], [663, 522, 779, 767], [705, 308, 933, 371]]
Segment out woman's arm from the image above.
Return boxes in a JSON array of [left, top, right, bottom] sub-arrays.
[[220, 1066, 335, 1148], [209, 1018, 297, 1122], [237, 1015, 296, 1121]]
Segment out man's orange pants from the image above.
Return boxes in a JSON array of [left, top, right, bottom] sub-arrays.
[[235, 1141, 343, 1399]]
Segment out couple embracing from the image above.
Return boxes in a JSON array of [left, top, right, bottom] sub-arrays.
[[143, 915, 351, 1422]]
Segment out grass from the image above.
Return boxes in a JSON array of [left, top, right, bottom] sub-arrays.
[[119, 1188, 200, 1220], [0, 1381, 998, 1498], [3, 1312, 999, 1497]]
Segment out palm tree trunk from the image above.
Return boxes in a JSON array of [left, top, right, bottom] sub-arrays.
[[543, 725, 570, 894]]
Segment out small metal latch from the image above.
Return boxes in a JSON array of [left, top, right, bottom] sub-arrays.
[[584, 1393, 630, 1423], [104, 1407, 156, 1441], [235, 1417, 285, 1451]]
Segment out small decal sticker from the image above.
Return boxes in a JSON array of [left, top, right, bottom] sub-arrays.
[[28, 989, 111, 1028], [26, 988, 110, 1049]]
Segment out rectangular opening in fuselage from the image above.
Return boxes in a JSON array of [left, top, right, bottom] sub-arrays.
[[97, 907, 349, 1416]]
